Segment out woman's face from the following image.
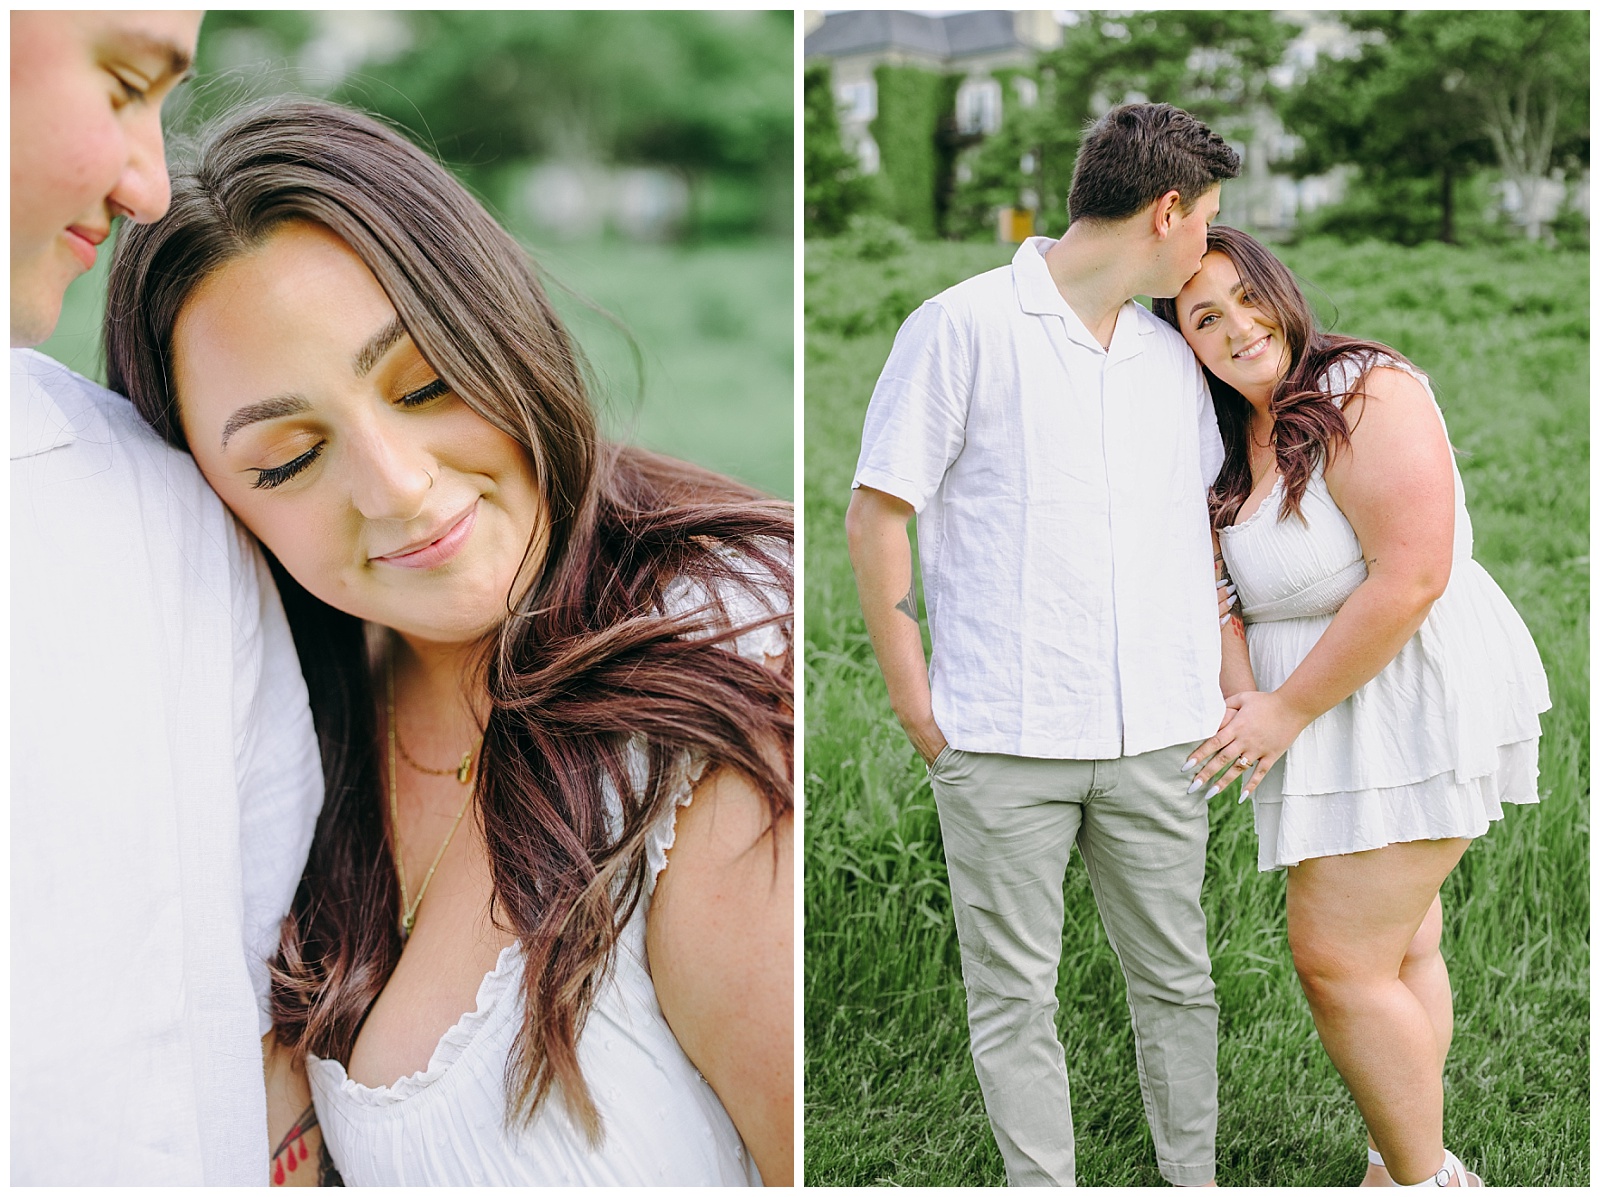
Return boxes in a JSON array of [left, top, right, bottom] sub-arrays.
[[171, 220, 545, 647], [1174, 250, 1290, 402]]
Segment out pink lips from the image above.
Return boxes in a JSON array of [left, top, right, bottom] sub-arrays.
[[372, 501, 478, 570], [64, 226, 105, 271]]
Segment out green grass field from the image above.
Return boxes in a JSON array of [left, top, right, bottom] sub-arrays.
[[39, 235, 793, 500], [802, 235, 1589, 1186]]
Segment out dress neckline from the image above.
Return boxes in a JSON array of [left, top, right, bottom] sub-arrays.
[[1224, 473, 1284, 535], [311, 941, 523, 1102]]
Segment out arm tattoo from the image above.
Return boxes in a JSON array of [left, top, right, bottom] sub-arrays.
[[1228, 612, 1247, 641], [271, 1103, 333, 1186], [894, 586, 918, 621]]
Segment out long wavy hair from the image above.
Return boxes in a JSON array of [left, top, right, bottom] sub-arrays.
[[1152, 225, 1413, 527], [104, 97, 793, 1140]]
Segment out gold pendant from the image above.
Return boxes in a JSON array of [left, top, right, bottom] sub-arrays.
[[400, 911, 415, 941], [456, 751, 473, 785]]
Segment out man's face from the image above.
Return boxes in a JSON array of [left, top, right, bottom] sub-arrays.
[[10, 11, 201, 347], [1150, 183, 1221, 300]]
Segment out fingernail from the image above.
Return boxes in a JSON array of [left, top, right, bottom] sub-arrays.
[[1181, 758, 1197, 773], [1239, 790, 1251, 804], [1186, 776, 1203, 794], [1204, 784, 1221, 800], [1220, 614, 1230, 626]]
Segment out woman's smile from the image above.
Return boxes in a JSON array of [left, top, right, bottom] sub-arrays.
[[370, 499, 479, 569], [1233, 333, 1273, 362]]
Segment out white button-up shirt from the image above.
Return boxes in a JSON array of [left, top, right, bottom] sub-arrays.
[[854, 237, 1225, 759], [11, 350, 324, 1184]]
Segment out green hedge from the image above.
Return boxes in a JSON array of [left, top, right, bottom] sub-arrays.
[[868, 65, 959, 238]]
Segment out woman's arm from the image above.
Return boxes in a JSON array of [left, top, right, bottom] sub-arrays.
[[1190, 366, 1456, 797], [263, 1033, 333, 1187], [1215, 530, 1256, 698], [646, 766, 794, 1185]]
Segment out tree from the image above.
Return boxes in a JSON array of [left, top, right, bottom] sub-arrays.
[[1284, 10, 1588, 243], [950, 11, 1294, 237], [183, 11, 794, 239], [804, 65, 869, 237]]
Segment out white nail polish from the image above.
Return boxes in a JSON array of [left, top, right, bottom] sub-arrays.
[[1204, 784, 1221, 800], [1186, 776, 1203, 794]]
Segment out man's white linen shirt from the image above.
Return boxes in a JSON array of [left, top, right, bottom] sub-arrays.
[[11, 350, 324, 1184], [853, 236, 1225, 759]]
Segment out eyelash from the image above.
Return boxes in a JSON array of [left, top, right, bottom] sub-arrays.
[[248, 380, 450, 490], [398, 378, 451, 407], [1196, 293, 1259, 329], [252, 443, 323, 490], [112, 75, 149, 105]]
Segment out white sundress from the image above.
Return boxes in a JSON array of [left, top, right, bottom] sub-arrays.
[[307, 553, 790, 1184], [1219, 356, 1550, 872]]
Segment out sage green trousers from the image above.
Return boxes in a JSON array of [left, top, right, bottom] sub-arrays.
[[929, 739, 1218, 1186]]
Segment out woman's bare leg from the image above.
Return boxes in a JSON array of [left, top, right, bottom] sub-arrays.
[[1363, 894, 1452, 1185], [1286, 840, 1470, 1186]]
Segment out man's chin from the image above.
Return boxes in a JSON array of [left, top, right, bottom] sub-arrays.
[[10, 273, 70, 349]]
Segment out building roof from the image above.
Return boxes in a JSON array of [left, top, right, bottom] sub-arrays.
[[804, 10, 1033, 62]]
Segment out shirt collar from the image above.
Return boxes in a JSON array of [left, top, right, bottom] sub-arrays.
[[11, 349, 80, 460], [1011, 236, 1156, 360]]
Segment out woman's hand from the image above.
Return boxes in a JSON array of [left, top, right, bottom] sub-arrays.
[[1183, 689, 1309, 802], [1216, 575, 1238, 624]]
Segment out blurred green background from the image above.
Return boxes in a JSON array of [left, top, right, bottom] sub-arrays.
[[43, 9, 794, 499]]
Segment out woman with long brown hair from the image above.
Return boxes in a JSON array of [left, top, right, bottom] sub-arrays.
[[1153, 227, 1546, 1188], [105, 97, 792, 1185]]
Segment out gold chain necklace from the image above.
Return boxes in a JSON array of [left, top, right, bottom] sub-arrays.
[[395, 723, 477, 784], [386, 655, 478, 942]]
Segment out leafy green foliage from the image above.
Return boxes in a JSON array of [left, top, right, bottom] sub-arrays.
[[949, 11, 1295, 238], [1284, 11, 1589, 244], [868, 65, 961, 239], [804, 236, 1588, 1185], [182, 11, 792, 240], [804, 64, 871, 237]]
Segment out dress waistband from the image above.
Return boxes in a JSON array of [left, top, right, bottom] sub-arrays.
[[1243, 557, 1368, 623]]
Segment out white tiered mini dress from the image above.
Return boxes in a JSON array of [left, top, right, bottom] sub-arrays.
[[1220, 356, 1549, 872], [306, 555, 789, 1184]]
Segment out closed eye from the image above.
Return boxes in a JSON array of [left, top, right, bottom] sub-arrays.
[[398, 378, 451, 408], [110, 73, 149, 105], [252, 443, 324, 490]]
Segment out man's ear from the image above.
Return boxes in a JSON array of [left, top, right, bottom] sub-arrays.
[[1151, 189, 1183, 240]]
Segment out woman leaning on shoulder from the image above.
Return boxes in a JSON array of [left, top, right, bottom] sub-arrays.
[[106, 97, 792, 1186], [1155, 226, 1548, 1188]]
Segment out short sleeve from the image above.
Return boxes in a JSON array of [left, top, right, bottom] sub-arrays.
[[230, 527, 324, 1035], [852, 300, 973, 511]]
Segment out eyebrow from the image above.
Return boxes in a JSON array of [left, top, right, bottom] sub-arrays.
[[104, 29, 196, 84], [353, 316, 408, 377], [218, 317, 411, 447], [1186, 280, 1244, 322], [220, 395, 312, 449]]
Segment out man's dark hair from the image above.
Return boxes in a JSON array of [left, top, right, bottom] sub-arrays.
[[1068, 102, 1240, 223]]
